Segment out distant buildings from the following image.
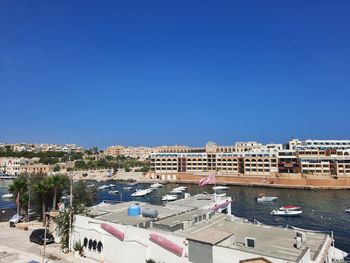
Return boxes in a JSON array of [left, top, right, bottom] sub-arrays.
[[150, 139, 350, 177], [0, 143, 83, 153]]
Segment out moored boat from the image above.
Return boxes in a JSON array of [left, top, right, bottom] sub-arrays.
[[345, 208, 350, 213], [123, 186, 133, 191], [150, 183, 163, 189], [131, 188, 153, 197], [213, 186, 229, 191], [2, 193, 13, 199], [271, 209, 302, 217], [279, 205, 302, 211], [98, 185, 110, 190], [161, 194, 178, 201], [108, 190, 119, 195], [256, 193, 278, 202]]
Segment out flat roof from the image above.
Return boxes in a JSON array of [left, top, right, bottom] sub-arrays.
[[176, 215, 328, 262], [187, 227, 232, 245]]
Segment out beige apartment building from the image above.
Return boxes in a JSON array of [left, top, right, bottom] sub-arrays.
[[150, 140, 350, 177]]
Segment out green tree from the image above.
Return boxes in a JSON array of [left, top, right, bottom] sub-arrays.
[[8, 175, 28, 216], [47, 174, 69, 211], [33, 177, 52, 224]]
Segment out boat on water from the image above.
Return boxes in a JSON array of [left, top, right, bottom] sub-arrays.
[[213, 186, 229, 191], [108, 190, 119, 195], [271, 209, 302, 217], [279, 205, 302, 211], [150, 183, 163, 189], [161, 194, 178, 201], [98, 185, 110, 190], [131, 188, 153, 197], [256, 193, 278, 202], [86, 184, 95, 187], [345, 208, 350, 213], [172, 186, 187, 191], [123, 186, 133, 191], [2, 193, 13, 199], [128, 182, 137, 186], [170, 189, 184, 194]]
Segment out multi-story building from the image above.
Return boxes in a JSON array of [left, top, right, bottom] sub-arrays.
[[151, 139, 350, 177], [0, 157, 28, 176]]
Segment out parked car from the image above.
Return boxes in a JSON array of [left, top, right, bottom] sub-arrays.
[[9, 214, 23, 227], [29, 229, 55, 245]]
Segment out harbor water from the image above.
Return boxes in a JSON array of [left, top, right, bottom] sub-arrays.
[[1, 180, 349, 252]]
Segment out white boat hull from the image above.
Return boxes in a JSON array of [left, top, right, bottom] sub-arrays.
[[271, 210, 302, 217], [257, 196, 278, 202], [213, 186, 229, 191]]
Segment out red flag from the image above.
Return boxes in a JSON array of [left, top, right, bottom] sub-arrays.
[[199, 174, 216, 186], [15, 193, 20, 207]]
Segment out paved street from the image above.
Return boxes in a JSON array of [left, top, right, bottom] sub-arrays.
[[0, 222, 74, 263]]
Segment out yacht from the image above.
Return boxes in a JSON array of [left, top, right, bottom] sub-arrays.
[[279, 205, 302, 211], [123, 186, 133, 191], [345, 208, 350, 213], [108, 190, 119, 195]]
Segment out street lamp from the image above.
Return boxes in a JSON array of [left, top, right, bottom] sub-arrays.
[[69, 171, 73, 252]]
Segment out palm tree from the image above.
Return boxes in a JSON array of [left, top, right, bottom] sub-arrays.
[[33, 177, 51, 224], [8, 175, 28, 215], [47, 174, 69, 211]]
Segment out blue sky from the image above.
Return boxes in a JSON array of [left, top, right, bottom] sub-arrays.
[[0, 1, 349, 148]]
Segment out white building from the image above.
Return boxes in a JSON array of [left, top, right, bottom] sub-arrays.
[[71, 194, 344, 263]]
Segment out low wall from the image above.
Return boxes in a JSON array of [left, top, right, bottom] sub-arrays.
[[148, 172, 350, 189]]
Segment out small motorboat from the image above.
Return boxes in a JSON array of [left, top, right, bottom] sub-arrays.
[[2, 193, 13, 199], [86, 184, 95, 187], [108, 190, 119, 195], [256, 193, 278, 202], [271, 209, 302, 217], [123, 186, 133, 191], [345, 208, 350, 213], [108, 184, 116, 188], [213, 186, 229, 191], [172, 186, 187, 191], [128, 182, 137, 186], [161, 194, 178, 201], [170, 189, 184, 194], [279, 205, 302, 211], [98, 185, 110, 190], [150, 183, 163, 189], [131, 188, 153, 197]]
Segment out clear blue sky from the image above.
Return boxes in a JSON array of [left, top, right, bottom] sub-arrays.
[[1, 1, 349, 148]]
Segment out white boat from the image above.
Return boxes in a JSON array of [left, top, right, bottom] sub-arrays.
[[131, 188, 153, 197], [108, 184, 116, 188], [213, 186, 229, 191], [161, 194, 178, 201], [256, 193, 278, 202], [86, 184, 95, 187], [108, 190, 119, 195], [128, 182, 137, 186], [345, 208, 350, 213], [271, 209, 302, 217], [150, 183, 163, 189], [98, 185, 110, 190], [2, 193, 13, 199], [172, 186, 187, 192], [170, 189, 184, 194], [279, 205, 302, 211], [123, 186, 133, 191]]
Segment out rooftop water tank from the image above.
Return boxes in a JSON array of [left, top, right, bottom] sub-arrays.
[[128, 205, 141, 216], [142, 208, 158, 218]]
